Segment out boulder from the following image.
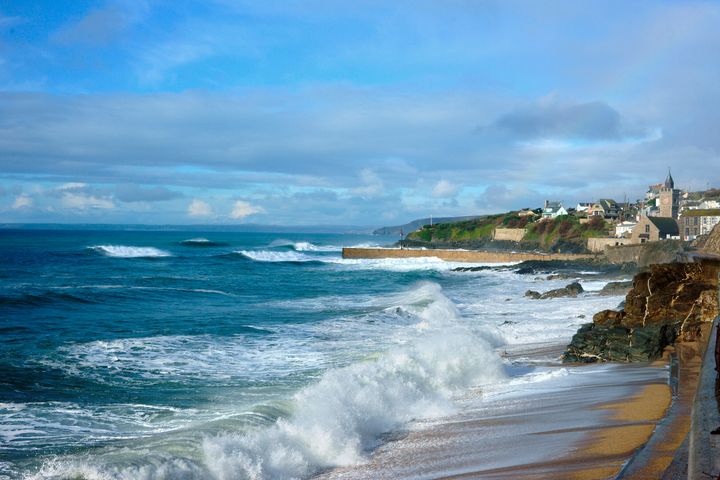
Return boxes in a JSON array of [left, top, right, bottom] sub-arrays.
[[598, 280, 633, 296], [562, 323, 678, 363], [539, 281, 584, 299], [524, 290, 541, 299], [515, 267, 535, 275]]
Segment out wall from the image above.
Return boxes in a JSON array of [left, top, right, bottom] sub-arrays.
[[604, 240, 685, 267], [342, 247, 596, 263], [587, 237, 631, 253], [492, 228, 526, 242]]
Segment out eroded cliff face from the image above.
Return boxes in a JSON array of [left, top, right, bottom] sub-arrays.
[[701, 222, 720, 256], [563, 262, 719, 363]]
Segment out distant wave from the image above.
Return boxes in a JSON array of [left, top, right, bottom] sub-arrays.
[[268, 239, 342, 252], [237, 250, 320, 263], [180, 238, 227, 247], [89, 245, 172, 258]]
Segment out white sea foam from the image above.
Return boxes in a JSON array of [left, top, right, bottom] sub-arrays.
[[44, 334, 328, 385], [90, 245, 172, 258], [27, 283, 505, 480], [239, 249, 517, 272], [268, 239, 342, 252], [201, 283, 505, 479]]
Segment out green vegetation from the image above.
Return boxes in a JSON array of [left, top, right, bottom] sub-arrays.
[[405, 212, 610, 253]]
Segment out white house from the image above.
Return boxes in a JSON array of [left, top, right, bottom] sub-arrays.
[[542, 201, 568, 219], [615, 220, 638, 238]]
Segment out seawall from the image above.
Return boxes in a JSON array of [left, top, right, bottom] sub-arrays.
[[342, 247, 596, 263]]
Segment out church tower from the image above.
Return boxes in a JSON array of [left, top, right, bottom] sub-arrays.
[[658, 169, 679, 218]]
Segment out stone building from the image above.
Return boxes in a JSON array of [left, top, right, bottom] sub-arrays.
[[679, 209, 720, 240], [630, 216, 679, 243]]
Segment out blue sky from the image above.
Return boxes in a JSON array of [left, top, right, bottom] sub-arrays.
[[1, 0, 719, 226]]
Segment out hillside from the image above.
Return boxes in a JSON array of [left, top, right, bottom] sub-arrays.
[[373, 215, 484, 236], [403, 212, 610, 253]]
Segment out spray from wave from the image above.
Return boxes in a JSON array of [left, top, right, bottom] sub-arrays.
[[27, 283, 505, 480], [202, 282, 505, 479], [89, 245, 172, 258], [268, 240, 342, 252]]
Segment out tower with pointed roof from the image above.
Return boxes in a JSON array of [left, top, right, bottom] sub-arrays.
[[658, 168, 679, 218]]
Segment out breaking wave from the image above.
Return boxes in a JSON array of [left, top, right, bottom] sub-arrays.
[[27, 283, 505, 480], [90, 245, 172, 258]]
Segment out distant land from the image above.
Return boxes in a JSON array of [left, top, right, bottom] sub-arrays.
[[372, 216, 484, 236]]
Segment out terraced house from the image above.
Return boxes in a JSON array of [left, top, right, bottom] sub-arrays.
[[679, 209, 720, 240]]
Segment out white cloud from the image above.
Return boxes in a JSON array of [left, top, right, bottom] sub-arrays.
[[187, 198, 213, 217], [58, 182, 88, 191], [12, 193, 33, 209], [432, 179, 459, 198], [352, 169, 385, 197], [61, 192, 115, 210], [230, 200, 264, 220]]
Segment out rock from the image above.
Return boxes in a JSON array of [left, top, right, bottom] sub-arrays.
[[564, 260, 720, 363], [452, 266, 492, 272], [598, 281, 633, 296], [593, 309, 624, 327], [525, 290, 541, 299], [546, 273, 572, 281], [538, 281, 584, 299], [621, 263, 717, 328], [577, 314, 586, 319], [562, 323, 678, 363], [515, 267, 535, 275]]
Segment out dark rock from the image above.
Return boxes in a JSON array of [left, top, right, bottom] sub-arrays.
[[562, 323, 679, 363], [538, 281, 584, 299], [525, 290, 541, 299], [598, 281, 633, 296], [546, 273, 572, 281], [577, 314, 586, 319], [515, 267, 535, 275], [593, 309, 624, 327]]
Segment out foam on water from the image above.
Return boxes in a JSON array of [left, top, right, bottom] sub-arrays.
[[239, 250, 518, 272], [26, 283, 506, 480], [90, 245, 172, 258], [201, 282, 505, 479]]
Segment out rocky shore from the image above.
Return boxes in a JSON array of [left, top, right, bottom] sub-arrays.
[[563, 226, 720, 363]]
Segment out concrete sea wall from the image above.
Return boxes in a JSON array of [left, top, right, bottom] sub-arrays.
[[342, 247, 596, 263]]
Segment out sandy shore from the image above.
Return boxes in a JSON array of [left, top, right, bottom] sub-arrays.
[[318, 360, 672, 480], [342, 247, 596, 263]]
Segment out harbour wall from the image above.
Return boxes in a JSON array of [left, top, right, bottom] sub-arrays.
[[342, 247, 596, 263]]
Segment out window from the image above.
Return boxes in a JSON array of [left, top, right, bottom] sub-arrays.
[[645, 224, 650, 233], [694, 217, 699, 225], [685, 228, 690, 236]]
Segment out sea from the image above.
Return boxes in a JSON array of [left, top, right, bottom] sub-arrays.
[[0, 229, 646, 479]]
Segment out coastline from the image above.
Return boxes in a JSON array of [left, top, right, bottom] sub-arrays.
[[342, 247, 597, 263]]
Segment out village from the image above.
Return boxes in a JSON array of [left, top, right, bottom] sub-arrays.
[[530, 170, 720, 253]]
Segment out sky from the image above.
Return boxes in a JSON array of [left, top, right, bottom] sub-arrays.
[[0, 0, 719, 226]]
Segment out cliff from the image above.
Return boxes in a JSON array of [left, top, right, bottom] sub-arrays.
[[403, 213, 609, 253], [563, 260, 719, 363]]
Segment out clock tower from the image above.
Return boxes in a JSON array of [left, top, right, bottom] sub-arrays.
[[658, 169, 679, 218]]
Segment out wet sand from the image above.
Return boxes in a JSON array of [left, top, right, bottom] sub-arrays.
[[319, 361, 671, 480]]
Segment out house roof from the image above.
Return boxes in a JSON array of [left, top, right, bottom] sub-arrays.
[[648, 216, 679, 235], [681, 208, 720, 217]]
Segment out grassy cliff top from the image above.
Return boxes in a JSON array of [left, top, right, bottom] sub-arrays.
[[406, 212, 609, 252]]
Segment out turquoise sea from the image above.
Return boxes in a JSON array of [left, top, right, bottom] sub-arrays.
[[0, 229, 633, 479]]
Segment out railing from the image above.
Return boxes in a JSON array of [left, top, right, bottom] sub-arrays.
[[688, 316, 720, 479]]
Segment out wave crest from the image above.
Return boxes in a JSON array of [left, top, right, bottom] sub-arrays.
[[90, 245, 172, 258], [202, 282, 505, 479]]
